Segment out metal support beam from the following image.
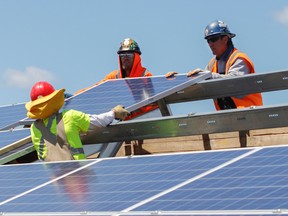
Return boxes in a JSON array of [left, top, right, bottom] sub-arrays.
[[81, 104, 288, 144], [164, 70, 288, 103]]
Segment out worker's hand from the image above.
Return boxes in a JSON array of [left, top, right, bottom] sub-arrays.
[[165, 71, 178, 78], [112, 105, 130, 120], [187, 68, 203, 77]]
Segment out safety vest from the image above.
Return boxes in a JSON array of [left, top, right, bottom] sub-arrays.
[[207, 48, 263, 110], [31, 110, 89, 161]]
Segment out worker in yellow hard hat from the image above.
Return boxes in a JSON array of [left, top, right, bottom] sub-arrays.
[[26, 81, 130, 162]]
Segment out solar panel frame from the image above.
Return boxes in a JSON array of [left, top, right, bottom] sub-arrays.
[[0, 143, 34, 165], [0, 129, 32, 164]]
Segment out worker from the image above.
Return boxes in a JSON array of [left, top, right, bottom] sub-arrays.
[[166, 20, 263, 110], [100, 37, 153, 82], [76, 38, 152, 93], [76, 38, 158, 119], [25, 81, 130, 162]]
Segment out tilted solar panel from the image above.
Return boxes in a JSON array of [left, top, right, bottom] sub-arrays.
[[0, 103, 27, 131], [1, 145, 288, 214], [63, 72, 211, 114]]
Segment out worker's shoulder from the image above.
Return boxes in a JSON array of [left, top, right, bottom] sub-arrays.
[[144, 70, 153, 77], [106, 69, 119, 77]]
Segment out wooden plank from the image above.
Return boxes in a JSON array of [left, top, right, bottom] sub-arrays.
[[116, 127, 288, 156]]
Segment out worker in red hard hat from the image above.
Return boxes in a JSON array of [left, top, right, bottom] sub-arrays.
[[75, 38, 158, 120], [26, 81, 130, 162], [166, 20, 263, 110]]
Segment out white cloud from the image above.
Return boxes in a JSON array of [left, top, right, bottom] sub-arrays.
[[275, 6, 288, 26], [4, 66, 55, 88]]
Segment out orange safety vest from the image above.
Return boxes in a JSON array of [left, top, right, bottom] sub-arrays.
[[207, 48, 263, 110], [75, 53, 157, 119]]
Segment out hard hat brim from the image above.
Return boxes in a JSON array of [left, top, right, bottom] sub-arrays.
[[25, 88, 65, 119], [205, 32, 236, 39]]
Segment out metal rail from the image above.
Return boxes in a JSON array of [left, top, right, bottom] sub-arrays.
[[164, 69, 288, 103], [81, 104, 288, 144]]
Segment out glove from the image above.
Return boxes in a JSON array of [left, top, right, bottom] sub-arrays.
[[187, 68, 203, 77], [112, 105, 130, 120], [165, 71, 178, 78]]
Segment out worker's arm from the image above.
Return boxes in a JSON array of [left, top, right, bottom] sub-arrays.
[[89, 110, 115, 128], [88, 105, 130, 129]]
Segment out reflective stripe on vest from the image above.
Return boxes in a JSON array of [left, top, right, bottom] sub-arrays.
[[207, 57, 216, 72], [35, 114, 55, 160], [34, 112, 85, 161]]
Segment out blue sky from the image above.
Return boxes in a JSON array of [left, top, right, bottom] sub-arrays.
[[0, 0, 287, 115]]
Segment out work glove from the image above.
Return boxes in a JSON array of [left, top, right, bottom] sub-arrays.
[[112, 105, 130, 120], [165, 71, 178, 78], [187, 68, 203, 77]]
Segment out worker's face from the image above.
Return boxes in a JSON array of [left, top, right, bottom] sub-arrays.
[[119, 52, 134, 71], [206, 35, 229, 58]]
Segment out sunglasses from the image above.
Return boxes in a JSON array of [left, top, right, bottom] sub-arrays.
[[207, 36, 222, 43], [119, 53, 134, 58]]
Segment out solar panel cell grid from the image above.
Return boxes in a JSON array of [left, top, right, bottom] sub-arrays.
[[0, 160, 93, 205], [136, 146, 288, 212]]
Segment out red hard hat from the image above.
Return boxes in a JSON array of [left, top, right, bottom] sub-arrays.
[[30, 81, 55, 101]]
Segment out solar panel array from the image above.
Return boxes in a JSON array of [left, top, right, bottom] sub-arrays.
[[0, 145, 288, 215], [2, 72, 285, 215]]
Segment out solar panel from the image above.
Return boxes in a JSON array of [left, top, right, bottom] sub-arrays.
[[63, 72, 211, 114], [0, 103, 27, 131], [1, 145, 288, 215]]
